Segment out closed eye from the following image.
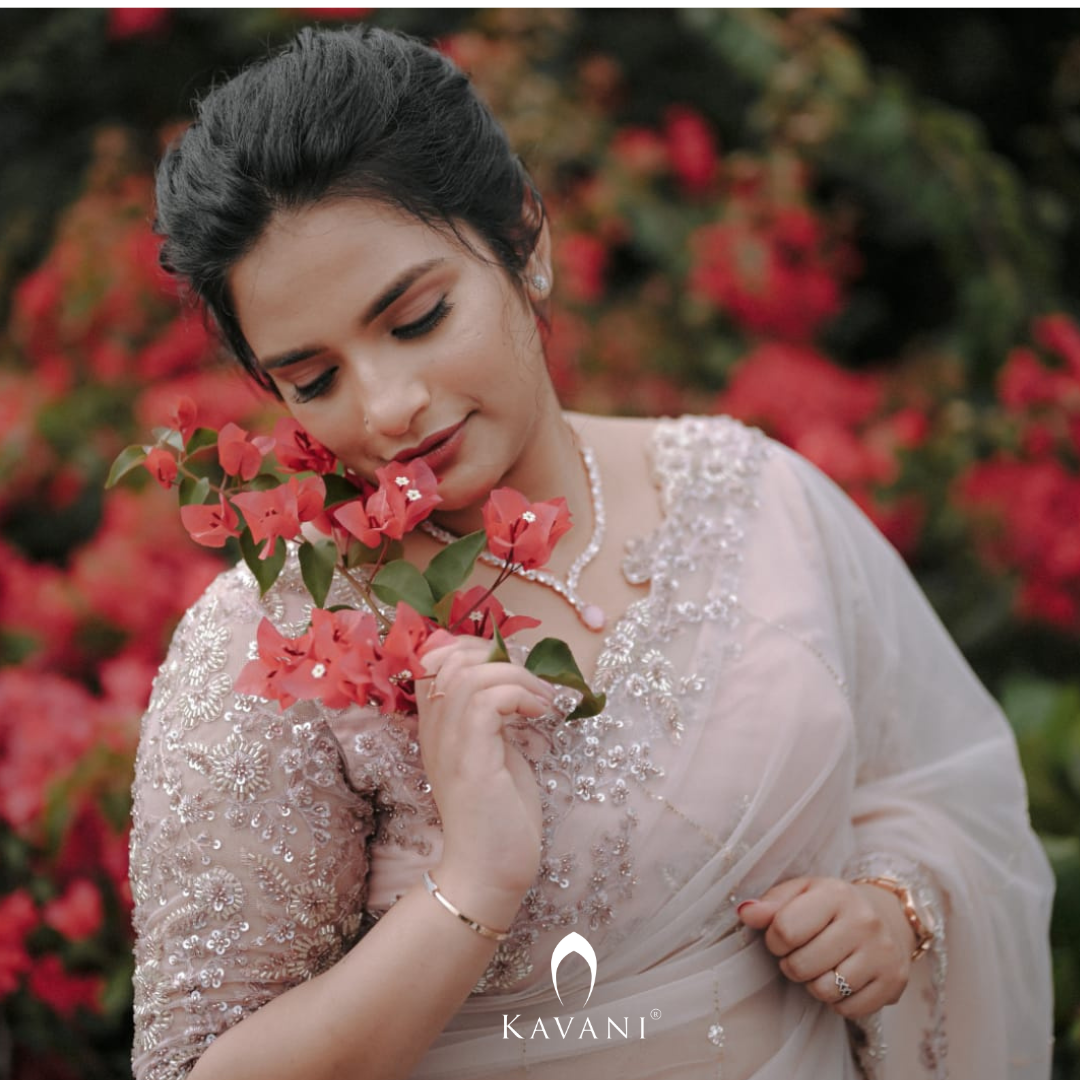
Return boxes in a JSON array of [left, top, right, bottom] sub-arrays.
[[393, 296, 452, 340], [291, 367, 338, 404]]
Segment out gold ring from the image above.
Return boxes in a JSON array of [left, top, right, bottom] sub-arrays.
[[426, 681, 446, 702]]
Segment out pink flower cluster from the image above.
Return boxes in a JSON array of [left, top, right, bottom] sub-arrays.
[[690, 201, 852, 342], [229, 476, 570, 711], [956, 314, 1080, 630], [132, 404, 577, 714], [716, 341, 930, 555], [0, 130, 276, 1053]]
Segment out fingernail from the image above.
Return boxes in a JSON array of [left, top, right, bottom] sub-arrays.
[[736, 900, 757, 916]]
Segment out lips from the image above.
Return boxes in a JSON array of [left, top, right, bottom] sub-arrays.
[[392, 417, 468, 469]]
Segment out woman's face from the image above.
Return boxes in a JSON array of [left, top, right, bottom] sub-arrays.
[[228, 197, 555, 521]]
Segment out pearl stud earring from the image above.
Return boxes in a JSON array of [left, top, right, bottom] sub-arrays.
[[530, 274, 549, 293]]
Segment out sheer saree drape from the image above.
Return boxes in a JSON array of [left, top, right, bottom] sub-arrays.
[[411, 426, 1053, 1079]]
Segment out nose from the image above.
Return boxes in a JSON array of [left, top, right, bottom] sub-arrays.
[[349, 354, 430, 442]]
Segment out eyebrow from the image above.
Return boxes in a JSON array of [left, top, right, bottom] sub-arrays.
[[258, 257, 446, 372]]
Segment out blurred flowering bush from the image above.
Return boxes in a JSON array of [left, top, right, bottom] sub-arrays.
[[1, 7, 1078, 1076]]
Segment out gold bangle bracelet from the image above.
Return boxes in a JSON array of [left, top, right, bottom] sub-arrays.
[[852, 875, 935, 961], [422, 871, 512, 942]]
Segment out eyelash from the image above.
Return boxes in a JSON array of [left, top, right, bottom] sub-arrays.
[[290, 296, 453, 403]]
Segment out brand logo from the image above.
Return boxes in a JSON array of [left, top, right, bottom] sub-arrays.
[[501, 930, 659, 1041], [551, 931, 596, 1007]]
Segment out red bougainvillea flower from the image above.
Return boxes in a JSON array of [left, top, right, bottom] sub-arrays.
[[998, 346, 1068, 413], [274, 608, 374, 711], [610, 126, 670, 178], [334, 459, 440, 547], [664, 105, 719, 196], [717, 342, 883, 447], [27, 954, 104, 1017], [179, 495, 241, 549], [138, 315, 215, 379], [273, 417, 338, 474], [482, 489, 572, 571], [232, 475, 326, 558], [956, 456, 1080, 632], [448, 585, 542, 639], [235, 618, 313, 709], [0, 890, 38, 996], [380, 603, 438, 704], [218, 422, 271, 481], [143, 447, 177, 489], [1033, 312, 1080, 376], [371, 459, 441, 535], [107, 8, 169, 40], [42, 880, 104, 942], [556, 233, 609, 305], [167, 395, 199, 444], [689, 203, 848, 341]]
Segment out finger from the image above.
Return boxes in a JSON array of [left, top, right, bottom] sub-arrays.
[[778, 920, 860, 984], [440, 659, 556, 709], [421, 636, 495, 677], [737, 877, 813, 929], [829, 975, 894, 1020], [805, 952, 865, 1005], [762, 885, 844, 957]]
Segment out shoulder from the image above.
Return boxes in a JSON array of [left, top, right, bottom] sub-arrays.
[[567, 411, 777, 504], [141, 546, 331, 738]]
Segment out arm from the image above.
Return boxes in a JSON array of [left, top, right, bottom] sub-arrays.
[[131, 566, 550, 1080]]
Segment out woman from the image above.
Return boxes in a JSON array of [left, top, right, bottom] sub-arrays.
[[131, 24, 1054, 1080]]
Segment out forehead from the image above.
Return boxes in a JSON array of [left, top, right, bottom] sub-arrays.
[[231, 199, 449, 306]]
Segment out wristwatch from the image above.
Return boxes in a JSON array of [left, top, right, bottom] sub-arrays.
[[853, 875, 937, 961]]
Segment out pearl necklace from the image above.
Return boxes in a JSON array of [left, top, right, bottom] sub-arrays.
[[420, 443, 608, 632]]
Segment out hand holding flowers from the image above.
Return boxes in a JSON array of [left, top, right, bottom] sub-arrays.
[[109, 401, 605, 721]]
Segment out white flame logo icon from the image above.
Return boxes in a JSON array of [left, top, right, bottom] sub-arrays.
[[550, 931, 597, 1007]]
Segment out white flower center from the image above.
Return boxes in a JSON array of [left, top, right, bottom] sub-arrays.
[[311, 663, 327, 679], [395, 476, 410, 487], [521, 510, 537, 523], [405, 489, 421, 502]]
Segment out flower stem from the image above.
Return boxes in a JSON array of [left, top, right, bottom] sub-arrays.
[[446, 561, 518, 633], [340, 565, 393, 634]]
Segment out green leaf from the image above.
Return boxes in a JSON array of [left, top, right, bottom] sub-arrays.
[[424, 530, 487, 600], [178, 475, 211, 507], [372, 560, 435, 616], [184, 427, 219, 455], [105, 445, 148, 488], [246, 472, 283, 492], [487, 624, 510, 663], [346, 537, 387, 567], [240, 530, 286, 595], [153, 426, 186, 453], [299, 538, 339, 608], [323, 474, 364, 506], [525, 637, 606, 720], [432, 592, 456, 628]]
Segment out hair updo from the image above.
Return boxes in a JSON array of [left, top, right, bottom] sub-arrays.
[[154, 25, 545, 394]]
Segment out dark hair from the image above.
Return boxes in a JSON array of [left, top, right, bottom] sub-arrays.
[[154, 25, 545, 395]]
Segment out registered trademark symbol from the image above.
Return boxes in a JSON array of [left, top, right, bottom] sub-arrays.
[[651, 1009, 661, 1020]]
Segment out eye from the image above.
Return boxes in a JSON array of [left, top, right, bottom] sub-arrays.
[[393, 296, 452, 341], [291, 367, 338, 404]]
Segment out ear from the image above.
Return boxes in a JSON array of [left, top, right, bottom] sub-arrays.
[[523, 195, 553, 308]]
